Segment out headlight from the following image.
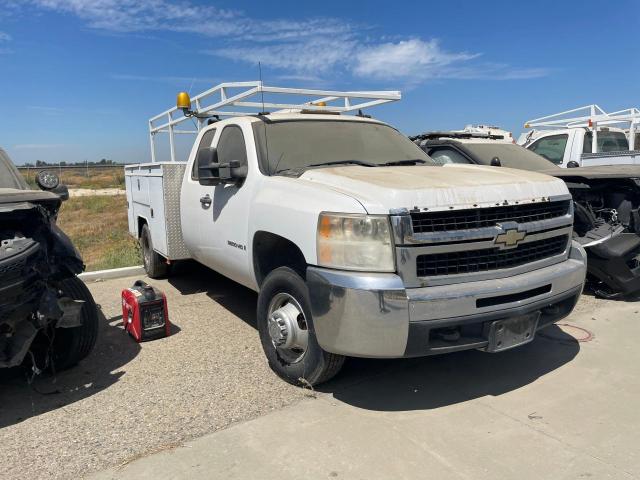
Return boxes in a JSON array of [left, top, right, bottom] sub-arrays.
[[317, 212, 395, 272]]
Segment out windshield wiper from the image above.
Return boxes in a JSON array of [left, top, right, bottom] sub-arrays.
[[307, 160, 378, 168], [382, 159, 428, 166]]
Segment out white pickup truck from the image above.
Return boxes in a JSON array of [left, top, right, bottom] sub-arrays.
[[125, 83, 587, 385], [519, 104, 640, 167]]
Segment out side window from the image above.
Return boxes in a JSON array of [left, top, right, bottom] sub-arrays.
[[217, 125, 248, 167], [583, 131, 629, 153], [429, 148, 472, 165], [529, 134, 568, 164], [192, 128, 216, 179]]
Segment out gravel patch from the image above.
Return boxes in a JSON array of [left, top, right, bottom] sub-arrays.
[[0, 263, 306, 479]]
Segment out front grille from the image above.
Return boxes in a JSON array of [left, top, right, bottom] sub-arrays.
[[411, 200, 571, 233], [416, 235, 569, 277]]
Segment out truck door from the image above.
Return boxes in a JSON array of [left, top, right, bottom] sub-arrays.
[[183, 124, 254, 288], [181, 127, 218, 260]]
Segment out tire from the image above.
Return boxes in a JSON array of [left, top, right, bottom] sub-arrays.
[[140, 223, 168, 279], [257, 267, 345, 386], [52, 276, 99, 371]]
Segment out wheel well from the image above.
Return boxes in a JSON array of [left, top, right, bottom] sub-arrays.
[[253, 231, 307, 286], [137, 217, 147, 238]]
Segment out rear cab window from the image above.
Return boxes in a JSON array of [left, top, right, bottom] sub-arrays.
[[582, 131, 629, 153]]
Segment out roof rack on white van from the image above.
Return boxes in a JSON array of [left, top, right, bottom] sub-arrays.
[[148, 81, 401, 162]]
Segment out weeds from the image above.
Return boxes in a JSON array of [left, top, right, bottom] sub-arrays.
[[57, 194, 141, 271]]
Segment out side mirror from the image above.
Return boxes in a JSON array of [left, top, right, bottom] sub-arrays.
[[197, 147, 220, 186], [490, 156, 502, 167], [567, 161, 580, 168], [196, 148, 247, 186]]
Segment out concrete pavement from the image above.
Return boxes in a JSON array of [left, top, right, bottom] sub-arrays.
[[90, 291, 640, 480]]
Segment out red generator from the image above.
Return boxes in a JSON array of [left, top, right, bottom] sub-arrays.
[[121, 280, 170, 342]]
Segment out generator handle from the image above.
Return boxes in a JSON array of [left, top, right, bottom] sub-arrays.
[[132, 280, 156, 300]]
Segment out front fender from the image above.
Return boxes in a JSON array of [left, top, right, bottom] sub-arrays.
[[249, 176, 367, 267]]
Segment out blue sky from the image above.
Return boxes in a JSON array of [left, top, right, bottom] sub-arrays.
[[0, 0, 638, 164]]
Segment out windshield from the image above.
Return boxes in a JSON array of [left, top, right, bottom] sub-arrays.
[[253, 119, 435, 174], [0, 149, 29, 189], [463, 143, 558, 172]]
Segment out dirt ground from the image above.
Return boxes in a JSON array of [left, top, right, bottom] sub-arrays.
[[0, 264, 638, 479]]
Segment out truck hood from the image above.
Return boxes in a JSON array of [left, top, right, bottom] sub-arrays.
[[300, 164, 568, 214]]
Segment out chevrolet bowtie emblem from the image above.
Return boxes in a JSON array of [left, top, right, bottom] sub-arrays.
[[495, 229, 526, 247]]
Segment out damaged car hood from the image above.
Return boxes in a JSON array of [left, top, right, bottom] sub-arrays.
[[0, 188, 61, 209], [300, 164, 568, 214]]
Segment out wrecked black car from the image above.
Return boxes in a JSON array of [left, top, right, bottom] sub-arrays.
[[0, 148, 98, 370], [413, 132, 640, 299]]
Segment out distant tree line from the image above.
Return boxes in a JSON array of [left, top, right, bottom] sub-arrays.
[[22, 158, 121, 167]]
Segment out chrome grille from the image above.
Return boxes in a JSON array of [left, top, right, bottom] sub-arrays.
[[416, 235, 569, 277], [411, 200, 571, 233]]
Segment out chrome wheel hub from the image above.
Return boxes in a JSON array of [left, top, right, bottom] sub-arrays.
[[267, 293, 309, 364]]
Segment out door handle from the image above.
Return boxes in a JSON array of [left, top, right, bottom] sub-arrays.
[[199, 194, 212, 208]]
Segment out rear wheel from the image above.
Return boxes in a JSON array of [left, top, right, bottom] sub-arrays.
[[257, 267, 345, 386], [51, 276, 99, 371], [141, 223, 168, 279]]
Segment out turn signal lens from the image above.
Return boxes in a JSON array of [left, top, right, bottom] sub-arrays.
[[316, 213, 394, 272]]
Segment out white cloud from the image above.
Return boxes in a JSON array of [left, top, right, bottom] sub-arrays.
[[24, 0, 549, 84], [0, 32, 12, 54], [26, 105, 65, 115], [207, 37, 358, 75], [354, 39, 478, 80], [28, 1, 349, 41], [353, 39, 549, 82], [110, 73, 219, 86]]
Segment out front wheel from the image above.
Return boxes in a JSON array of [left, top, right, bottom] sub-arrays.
[[257, 267, 345, 386]]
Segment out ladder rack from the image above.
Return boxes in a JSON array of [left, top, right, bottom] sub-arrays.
[[524, 104, 640, 150], [148, 81, 401, 162], [525, 104, 640, 129]]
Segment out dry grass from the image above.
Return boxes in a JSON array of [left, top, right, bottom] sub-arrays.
[[21, 166, 125, 190], [57, 194, 141, 271]]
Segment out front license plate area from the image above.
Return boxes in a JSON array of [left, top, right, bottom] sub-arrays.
[[485, 312, 540, 352]]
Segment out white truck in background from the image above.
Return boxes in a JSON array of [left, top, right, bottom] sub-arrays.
[[125, 82, 587, 386], [519, 105, 640, 167]]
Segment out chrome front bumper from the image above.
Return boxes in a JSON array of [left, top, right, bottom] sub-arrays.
[[307, 241, 587, 358]]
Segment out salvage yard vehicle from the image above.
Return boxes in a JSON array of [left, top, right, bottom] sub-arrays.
[[0, 148, 98, 370], [519, 104, 640, 167], [414, 131, 640, 299], [126, 82, 587, 386]]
